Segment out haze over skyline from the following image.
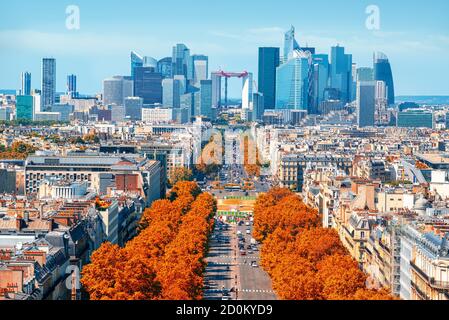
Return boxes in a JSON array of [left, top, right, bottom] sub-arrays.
[[1, 0, 448, 97]]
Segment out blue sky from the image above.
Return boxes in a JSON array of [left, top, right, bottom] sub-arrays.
[[1, 0, 449, 96]]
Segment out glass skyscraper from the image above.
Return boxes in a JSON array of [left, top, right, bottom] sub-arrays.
[[258, 47, 280, 109], [67, 74, 77, 98], [133, 67, 163, 105], [200, 80, 212, 118], [330, 46, 353, 103], [374, 52, 395, 106], [131, 51, 144, 78], [356, 81, 376, 127], [276, 52, 310, 111], [157, 57, 173, 79], [283, 26, 300, 62], [191, 55, 209, 86], [172, 44, 191, 80], [357, 67, 374, 82], [103, 76, 134, 106], [21, 72, 31, 96], [311, 54, 330, 112], [162, 78, 181, 108], [41, 58, 56, 110]]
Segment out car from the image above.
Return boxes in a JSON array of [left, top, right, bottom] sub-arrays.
[[245, 222, 250, 226], [246, 229, 251, 235], [240, 250, 246, 256], [248, 250, 254, 255], [251, 262, 259, 268]]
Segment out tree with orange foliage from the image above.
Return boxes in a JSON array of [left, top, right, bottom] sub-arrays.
[[316, 254, 367, 300]]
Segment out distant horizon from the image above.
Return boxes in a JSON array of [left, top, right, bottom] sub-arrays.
[[1, 0, 448, 96]]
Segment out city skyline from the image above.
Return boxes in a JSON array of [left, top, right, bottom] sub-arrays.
[[1, 0, 449, 96]]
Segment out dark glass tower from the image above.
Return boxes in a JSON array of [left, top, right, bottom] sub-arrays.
[[258, 47, 280, 109], [374, 52, 395, 105], [133, 67, 163, 105]]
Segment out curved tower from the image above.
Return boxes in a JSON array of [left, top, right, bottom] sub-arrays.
[[374, 52, 395, 105]]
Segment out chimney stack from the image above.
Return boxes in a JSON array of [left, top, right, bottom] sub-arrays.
[[16, 217, 22, 231]]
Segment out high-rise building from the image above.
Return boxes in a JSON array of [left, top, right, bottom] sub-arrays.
[[16, 95, 34, 121], [157, 57, 173, 79], [276, 51, 310, 110], [330, 46, 353, 103], [124, 97, 143, 121], [374, 52, 395, 106], [21, 72, 31, 96], [211, 73, 222, 109], [103, 76, 134, 106], [191, 55, 208, 86], [357, 67, 374, 82], [67, 74, 78, 98], [131, 51, 144, 78], [41, 58, 56, 110], [252, 92, 265, 122], [133, 67, 163, 105], [311, 54, 330, 112], [242, 73, 253, 110], [172, 44, 191, 79], [162, 78, 181, 109], [258, 47, 280, 109], [283, 26, 300, 62], [356, 81, 376, 128], [199, 80, 212, 118]]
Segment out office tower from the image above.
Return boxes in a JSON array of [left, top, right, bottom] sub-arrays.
[[143, 56, 158, 69], [103, 76, 134, 106], [133, 67, 163, 105], [41, 58, 56, 110], [67, 74, 78, 98], [283, 26, 300, 62], [375, 80, 388, 126], [16, 95, 34, 120], [21, 72, 31, 96], [162, 78, 181, 108], [357, 67, 374, 82], [131, 51, 144, 78], [242, 73, 253, 110], [199, 80, 212, 118], [330, 46, 353, 103], [276, 51, 310, 110], [191, 55, 209, 86], [211, 73, 222, 109], [311, 54, 330, 112], [356, 81, 376, 127], [252, 92, 265, 122], [172, 44, 191, 79], [258, 47, 280, 109], [50, 104, 74, 122], [0, 107, 12, 121], [124, 97, 143, 121], [174, 75, 187, 95], [109, 104, 125, 122], [397, 109, 434, 129], [374, 52, 395, 105], [158, 57, 173, 79]]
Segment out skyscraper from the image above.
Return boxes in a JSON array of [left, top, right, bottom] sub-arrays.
[[283, 26, 300, 62], [103, 76, 134, 106], [158, 57, 173, 79], [199, 80, 212, 118], [191, 55, 209, 86], [311, 54, 330, 112], [131, 51, 144, 78], [258, 47, 280, 109], [41, 58, 56, 110], [356, 81, 376, 127], [330, 46, 353, 103], [21, 72, 31, 96], [242, 73, 253, 110], [133, 67, 163, 105], [124, 97, 144, 121], [357, 67, 374, 82], [374, 52, 395, 106], [276, 51, 310, 110], [162, 78, 181, 108], [252, 92, 265, 122], [67, 74, 78, 98], [172, 44, 191, 79]]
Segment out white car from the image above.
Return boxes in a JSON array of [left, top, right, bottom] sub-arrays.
[[246, 229, 251, 235]]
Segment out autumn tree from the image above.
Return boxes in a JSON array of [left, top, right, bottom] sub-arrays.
[[169, 167, 193, 186]]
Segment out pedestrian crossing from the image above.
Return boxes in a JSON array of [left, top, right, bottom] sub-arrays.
[[207, 262, 257, 266], [240, 289, 275, 294], [210, 255, 260, 260]]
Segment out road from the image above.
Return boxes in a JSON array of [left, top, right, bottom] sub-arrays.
[[204, 218, 277, 300]]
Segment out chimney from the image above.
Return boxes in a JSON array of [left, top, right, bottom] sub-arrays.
[[48, 218, 54, 231], [16, 217, 22, 231]]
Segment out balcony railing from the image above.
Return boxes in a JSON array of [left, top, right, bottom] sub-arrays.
[[411, 261, 449, 290]]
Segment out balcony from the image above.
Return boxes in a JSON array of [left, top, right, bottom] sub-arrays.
[[411, 261, 449, 290]]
